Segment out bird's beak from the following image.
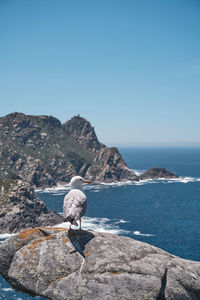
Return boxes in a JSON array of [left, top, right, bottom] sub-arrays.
[[84, 180, 91, 184]]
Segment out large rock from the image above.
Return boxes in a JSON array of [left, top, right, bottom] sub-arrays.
[[0, 179, 63, 234], [139, 167, 178, 180], [0, 227, 200, 299]]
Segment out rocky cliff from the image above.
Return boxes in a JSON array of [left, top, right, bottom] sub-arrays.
[[0, 113, 136, 187], [0, 179, 63, 234], [63, 115, 104, 153], [0, 227, 200, 300]]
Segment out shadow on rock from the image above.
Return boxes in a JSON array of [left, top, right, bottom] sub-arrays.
[[68, 228, 94, 258]]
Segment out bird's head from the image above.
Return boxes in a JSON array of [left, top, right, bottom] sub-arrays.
[[70, 176, 91, 190]]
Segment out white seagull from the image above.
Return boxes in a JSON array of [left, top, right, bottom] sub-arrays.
[[63, 176, 91, 229]]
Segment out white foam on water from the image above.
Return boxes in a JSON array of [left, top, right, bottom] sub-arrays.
[[132, 169, 146, 176], [135, 176, 200, 185], [36, 184, 71, 194], [115, 219, 130, 224], [133, 231, 155, 237], [54, 216, 130, 235], [53, 192, 66, 196], [36, 175, 200, 194], [99, 181, 133, 186], [83, 184, 103, 191], [1, 288, 13, 292], [162, 176, 200, 184]]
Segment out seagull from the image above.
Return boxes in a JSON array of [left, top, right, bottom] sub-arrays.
[[63, 176, 91, 230]]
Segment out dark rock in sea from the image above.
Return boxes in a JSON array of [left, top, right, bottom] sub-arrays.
[[0, 227, 200, 300], [0, 179, 63, 234], [0, 112, 137, 187], [139, 167, 179, 180]]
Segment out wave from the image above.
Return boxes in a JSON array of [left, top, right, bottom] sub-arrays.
[[1, 288, 13, 292], [0, 217, 130, 246], [36, 184, 70, 193], [36, 175, 200, 195], [166, 176, 200, 183], [0, 217, 155, 244], [55, 216, 154, 238], [133, 176, 200, 185], [115, 219, 130, 224], [54, 216, 130, 236], [132, 169, 146, 176], [133, 231, 155, 237]]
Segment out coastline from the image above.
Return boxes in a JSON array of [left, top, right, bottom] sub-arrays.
[[35, 174, 200, 193]]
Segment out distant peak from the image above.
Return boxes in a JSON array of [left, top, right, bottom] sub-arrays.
[[3, 112, 26, 119], [68, 115, 90, 123], [0, 112, 61, 128], [63, 116, 103, 152]]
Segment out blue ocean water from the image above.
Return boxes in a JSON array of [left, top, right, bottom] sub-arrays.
[[0, 147, 200, 299]]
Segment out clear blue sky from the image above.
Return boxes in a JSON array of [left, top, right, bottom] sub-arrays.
[[0, 0, 200, 147]]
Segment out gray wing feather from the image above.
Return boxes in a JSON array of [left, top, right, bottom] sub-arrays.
[[63, 189, 88, 221]]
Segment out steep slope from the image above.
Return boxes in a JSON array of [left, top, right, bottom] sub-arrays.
[[0, 113, 93, 187], [63, 115, 104, 152], [64, 116, 138, 182], [0, 178, 63, 233], [85, 146, 138, 182], [0, 113, 136, 187]]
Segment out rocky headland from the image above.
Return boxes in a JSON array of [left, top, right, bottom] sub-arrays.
[[0, 112, 179, 188], [0, 113, 137, 188], [0, 178, 63, 234], [0, 227, 200, 300]]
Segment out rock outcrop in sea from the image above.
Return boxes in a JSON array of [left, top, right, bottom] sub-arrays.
[[0, 179, 63, 234], [0, 227, 200, 300], [139, 167, 178, 180]]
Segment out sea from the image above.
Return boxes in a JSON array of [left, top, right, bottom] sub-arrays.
[[0, 147, 200, 299]]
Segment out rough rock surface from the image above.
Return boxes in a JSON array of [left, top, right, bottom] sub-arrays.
[[0, 227, 200, 300], [86, 147, 138, 182], [0, 179, 63, 234], [63, 115, 104, 153], [139, 167, 178, 180]]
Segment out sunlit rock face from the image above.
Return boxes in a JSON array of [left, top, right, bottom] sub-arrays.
[[0, 113, 137, 187]]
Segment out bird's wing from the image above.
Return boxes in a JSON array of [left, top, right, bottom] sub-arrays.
[[63, 189, 87, 221]]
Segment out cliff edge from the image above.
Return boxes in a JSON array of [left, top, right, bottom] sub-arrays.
[[0, 179, 63, 234]]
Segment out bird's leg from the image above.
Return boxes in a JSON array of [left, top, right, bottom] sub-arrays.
[[79, 219, 81, 230]]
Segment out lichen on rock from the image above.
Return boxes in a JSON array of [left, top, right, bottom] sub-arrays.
[[0, 227, 200, 300]]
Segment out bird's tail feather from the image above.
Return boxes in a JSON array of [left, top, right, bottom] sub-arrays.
[[64, 215, 78, 226]]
